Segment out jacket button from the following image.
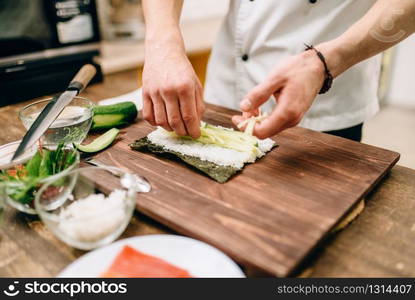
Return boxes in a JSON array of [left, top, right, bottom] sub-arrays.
[[242, 54, 249, 61]]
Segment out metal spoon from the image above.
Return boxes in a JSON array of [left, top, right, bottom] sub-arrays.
[[83, 157, 151, 193]]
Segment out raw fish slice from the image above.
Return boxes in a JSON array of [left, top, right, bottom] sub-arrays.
[[101, 245, 192, 278]]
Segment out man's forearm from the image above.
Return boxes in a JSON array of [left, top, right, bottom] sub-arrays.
[[319, 0, 415, 78], [141, 1, 204, 138], [142, 0, 185, 53]]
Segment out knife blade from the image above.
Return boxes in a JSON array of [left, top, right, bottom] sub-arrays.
[[12, 64, 96, 161]]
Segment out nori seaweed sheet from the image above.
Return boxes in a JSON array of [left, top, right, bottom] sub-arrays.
[[130, 137, 277, 183]]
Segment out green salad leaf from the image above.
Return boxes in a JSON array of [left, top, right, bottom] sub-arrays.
[[2, 142, 78, 205], [6, 178, 40, 204], [26, 151, 42, 177], [39, 149, 53, 178]]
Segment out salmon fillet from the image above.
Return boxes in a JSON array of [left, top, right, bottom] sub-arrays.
[[101, 245, 192, 278]]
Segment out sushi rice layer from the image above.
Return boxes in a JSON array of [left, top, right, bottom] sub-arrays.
[[147, 127, 276, 169]]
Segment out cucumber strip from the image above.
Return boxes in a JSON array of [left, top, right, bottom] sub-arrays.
[[236, 112, 268, 135], [77, 128, 120, 153], [166, 122, 260, 155], [244, 119, 256, 136]]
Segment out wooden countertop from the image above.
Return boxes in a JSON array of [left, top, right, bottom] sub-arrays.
[[1, 70, 415, 277]]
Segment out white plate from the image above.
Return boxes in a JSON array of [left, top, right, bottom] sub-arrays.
[[58, 234, 245, 278]]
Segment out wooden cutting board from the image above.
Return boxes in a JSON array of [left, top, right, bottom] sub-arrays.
[[91, 104, 399, 277]]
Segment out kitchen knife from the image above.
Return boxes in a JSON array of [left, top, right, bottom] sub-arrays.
[[11, 64, 96, 161]]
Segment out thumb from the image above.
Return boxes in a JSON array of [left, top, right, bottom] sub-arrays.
[[240, 77, 283, 112]]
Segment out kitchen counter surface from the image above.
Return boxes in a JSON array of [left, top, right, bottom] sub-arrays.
[[1, 70, 414, 277], [97, 18, 223, 74]]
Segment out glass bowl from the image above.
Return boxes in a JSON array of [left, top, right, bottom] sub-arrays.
[[0, 183, 15, 229], [34, 166, 137, 250], [0, 140, 38, 169], [0, 146, 80, 215], [0, 184, 4, 228], [19, 97, 94, 146], [0, 140, 37, 216]]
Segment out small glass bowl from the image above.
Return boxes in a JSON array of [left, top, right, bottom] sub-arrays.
[[0, 184, 15, 229], [0, 140, 38, 169], [0, 140, 37, 217], [35, 166, 137, 250], [0, 146, 80, 215], [0, 184, 5, 228], [19, 97, 94, 147]]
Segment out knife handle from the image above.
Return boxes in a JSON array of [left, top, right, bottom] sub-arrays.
[[68, 64, 97, 94]]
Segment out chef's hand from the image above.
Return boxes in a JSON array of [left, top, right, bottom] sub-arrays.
[[142, 46, 205, 138], [232, 50, 326, 139]]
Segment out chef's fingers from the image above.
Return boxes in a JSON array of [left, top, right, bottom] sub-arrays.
[[252, 91, 302, 139], [241, 76, 284, 113], [232, 115, 248, 125], [163, 95, 188, 136], [231, 109, 261, 132], [251, 107, 287, 139], [243, 110, 259, 118], [194, 80, 205, 119], [178, 87, 201, 138], [231, 115, 249, 131], [152, 93, 173, 131], [142, 92, 156, 126]]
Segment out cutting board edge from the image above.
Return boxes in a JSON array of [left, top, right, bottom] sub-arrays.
[[134, 200, 287, 277], [288, 152, 400, 277]]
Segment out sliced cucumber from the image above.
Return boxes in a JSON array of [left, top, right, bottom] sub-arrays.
[[91, 102, 137, 130], [166, 122, 260, 155], [93, 114, 125, 127], [77, 128, 120, 153]]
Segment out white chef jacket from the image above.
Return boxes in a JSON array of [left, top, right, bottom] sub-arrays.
[[204, 0, 381, 132]]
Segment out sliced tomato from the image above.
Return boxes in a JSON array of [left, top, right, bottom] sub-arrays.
[[7, 169, 17, 177], [101, 245, 192, 278]]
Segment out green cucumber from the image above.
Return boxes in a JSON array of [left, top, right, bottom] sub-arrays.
[[77, 128, 120, 153], [92, 102, 137, 130]]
